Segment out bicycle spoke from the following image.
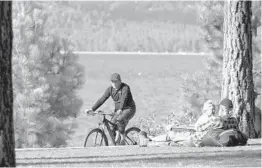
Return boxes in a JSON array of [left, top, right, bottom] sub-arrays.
[[124, 127, 140, 146], [125, 135, 135, 145]]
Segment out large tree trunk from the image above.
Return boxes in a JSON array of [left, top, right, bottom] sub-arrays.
[[0, 1, 16, 167], [221, 1, 256, 138]]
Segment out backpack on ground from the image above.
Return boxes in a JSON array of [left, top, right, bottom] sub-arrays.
[[201, 128, 248, 147]]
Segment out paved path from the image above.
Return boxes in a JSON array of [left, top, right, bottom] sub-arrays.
[[16, 139, 261, 167]]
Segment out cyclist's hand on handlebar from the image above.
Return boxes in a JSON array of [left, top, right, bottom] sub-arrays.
[[85, 109, 94, 115], [116, 109, 122, 115], [97, 110, 103, 114]]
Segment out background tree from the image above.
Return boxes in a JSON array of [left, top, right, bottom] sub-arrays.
[[221, 0, 256, 137], [12, 1, 85, 148], [166, 1, 226, 125], [0, 1, 16, 166]]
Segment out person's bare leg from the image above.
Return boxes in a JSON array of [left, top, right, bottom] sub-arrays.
[[115, 130, 120, 143], [150, 134, 168, 142]]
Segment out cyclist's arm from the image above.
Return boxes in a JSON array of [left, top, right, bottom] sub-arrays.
[[92, 87, 111, 111], [119, 85, 129, 110]]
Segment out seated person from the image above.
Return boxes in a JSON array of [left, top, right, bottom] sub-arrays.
[[183, 100, 223, 147], [201, 98, 248, 147], [218, 98, 239, 129]]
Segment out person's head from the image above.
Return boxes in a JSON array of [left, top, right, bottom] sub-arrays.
[[219, 98, 233, 117], [202, 100, 215, 116], [110, 73, 122, 89]]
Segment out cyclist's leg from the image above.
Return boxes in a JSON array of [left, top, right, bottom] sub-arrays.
[[110, 113, 120, 142], [117, 107, 136, 124], [116, 107, 136, 145]]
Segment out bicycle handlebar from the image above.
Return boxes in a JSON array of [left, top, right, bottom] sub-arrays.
[[92, 110, 114, 116]]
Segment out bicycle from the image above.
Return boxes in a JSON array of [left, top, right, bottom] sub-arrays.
[[84, 110, 141, 147]]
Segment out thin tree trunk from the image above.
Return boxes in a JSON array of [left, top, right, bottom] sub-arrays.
[[0, 1, 16, 167], [221, 1, 256, 138]]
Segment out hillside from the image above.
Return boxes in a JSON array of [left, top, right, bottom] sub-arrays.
[[62, 1, 199, 23], [44, 1, 204, 52]]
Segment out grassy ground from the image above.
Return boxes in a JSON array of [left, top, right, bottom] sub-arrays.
[[68, 53, 206, 147], [16, 139, 261, 167]]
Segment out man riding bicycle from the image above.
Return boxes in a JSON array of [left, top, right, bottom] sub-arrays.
[[85, 73, 136, 145]]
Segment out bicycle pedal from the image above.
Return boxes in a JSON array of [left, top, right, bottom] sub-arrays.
[[115, 137, 121, 144], [119, 140, 126, 146]]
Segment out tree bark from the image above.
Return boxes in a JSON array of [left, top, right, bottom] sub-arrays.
[[221, 1, 256, 138], [0, 1, 16, 167]]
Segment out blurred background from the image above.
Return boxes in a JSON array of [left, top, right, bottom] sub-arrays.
[[12, 1, 261, 148]]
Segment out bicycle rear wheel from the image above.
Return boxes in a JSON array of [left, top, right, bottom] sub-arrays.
[[125, 127, 141, 145], [84, 128, 108, 147]]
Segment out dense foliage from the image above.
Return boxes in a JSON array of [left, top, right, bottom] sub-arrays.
[[13, 2, 85, 147]]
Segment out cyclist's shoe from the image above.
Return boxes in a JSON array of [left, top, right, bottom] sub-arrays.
[[119, 139, 126, 146]]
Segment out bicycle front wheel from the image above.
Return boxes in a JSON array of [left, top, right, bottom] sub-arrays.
[[84, 128, 108, 147], [125, 127, 141, 145]]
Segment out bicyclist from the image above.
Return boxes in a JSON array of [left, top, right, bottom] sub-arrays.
[[85, 73, 136, 145]]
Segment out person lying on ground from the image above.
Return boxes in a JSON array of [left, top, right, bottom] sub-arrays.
[[142, 100, 223, 147], [140, 99, 249, 147]]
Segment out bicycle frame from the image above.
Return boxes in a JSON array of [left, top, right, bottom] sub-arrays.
[[99, 114, 117, 146], [88, 111, 139, 146]]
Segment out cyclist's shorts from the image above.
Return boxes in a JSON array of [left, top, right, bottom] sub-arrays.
[[111, 107, 136, 133]]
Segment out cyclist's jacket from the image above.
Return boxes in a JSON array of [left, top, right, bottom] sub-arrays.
[[92, 82, 136, 112]]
